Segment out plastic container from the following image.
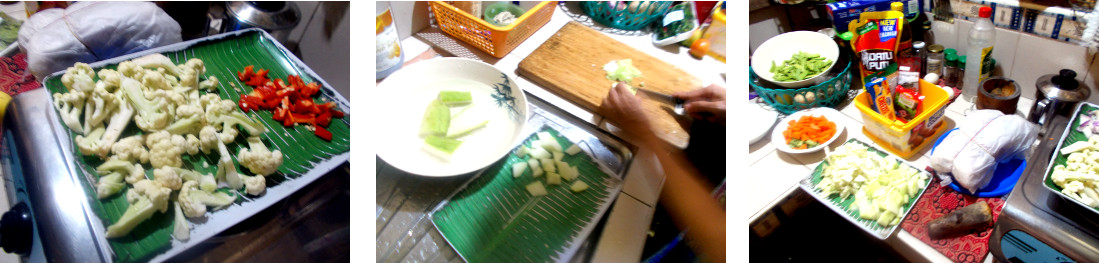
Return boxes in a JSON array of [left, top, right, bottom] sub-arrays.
[[964, 6, 995, 101], [855, 79, 950, 159], [377, 2, 404, 80], [429, 1, 556, 58], [482, 2, 526, 27]]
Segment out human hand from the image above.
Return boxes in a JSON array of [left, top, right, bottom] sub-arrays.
[[674, 84, 726, 125], [600, 82, 655, 139]]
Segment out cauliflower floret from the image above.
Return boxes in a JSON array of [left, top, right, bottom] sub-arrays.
[[96, 172, 125, 199], [83, 85, 118, 133], [241, 174, 266, 196], [133, 180, 171, 212], [106, 179, 171, 238], [142, 69, 175, 91], [178, 58, 205, 90], [216, 140, 243, 190], [61, 62, 96, 93], [177, 181, 207, 218], [131, 53, 183, 77], [117, 61, 144, 80], [165, 103, 206, 135], [97, 158, 146, 184], [236, 136, 282, 176], [121, 77, 170, 132], [198, 126, 219, 154], [152, 167, 183, 190], [146, 131, 185, 169], [111, 134, 149, 164], [97, 68, 122, 89], [76, 126, 108, 157], [53, 89, 86, 134], [199, 76, 220, 93]]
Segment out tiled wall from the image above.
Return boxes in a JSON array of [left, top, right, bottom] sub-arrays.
[[931, 16, 1099, 104]]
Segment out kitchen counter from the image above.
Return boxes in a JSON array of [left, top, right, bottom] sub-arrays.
[[747, 90, 1037, 263], [375, 2, 726, 262]]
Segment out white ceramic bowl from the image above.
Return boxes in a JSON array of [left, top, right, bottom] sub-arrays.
[[376, 58, 529, 177], [771, 107, 846, 154], [751, 31, 839, 88]]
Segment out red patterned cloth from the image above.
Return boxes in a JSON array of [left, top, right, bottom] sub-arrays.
[[0, 53, 41, 96], [899, 168, 1006, 263]]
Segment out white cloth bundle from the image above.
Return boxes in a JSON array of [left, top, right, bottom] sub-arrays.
[[18, 1, 181, 79], [930, 110, 1038, 193]]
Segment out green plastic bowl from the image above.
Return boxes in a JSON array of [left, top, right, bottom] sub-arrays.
[[483, 2, 526, 27]]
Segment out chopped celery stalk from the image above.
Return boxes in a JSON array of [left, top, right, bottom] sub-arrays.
[[547, 172, 562, 185], [516, 145, 530, 158], [541, 158, 555, 173], [526, 181, 548, 197], [419, 100, 450, 137], [512, 162, 528, 178], [437, 90, 473, 106], [450, 105, 472, 118], [529, 147, 551, 159], [570, 181, 589, 193], [565, 145, 581, 155]]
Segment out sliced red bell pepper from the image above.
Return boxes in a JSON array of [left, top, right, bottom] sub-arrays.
[[238, 65, 254, 81], [300, 82, 320, 97], [314, 125, 332, 141], [316, 111, 332, 127]]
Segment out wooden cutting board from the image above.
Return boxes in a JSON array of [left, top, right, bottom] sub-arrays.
[[517, 21, 703, 148]]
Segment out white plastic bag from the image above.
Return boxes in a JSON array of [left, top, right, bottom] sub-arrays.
[[930, 110, 1038, 193], [19, 1, 181, 79]]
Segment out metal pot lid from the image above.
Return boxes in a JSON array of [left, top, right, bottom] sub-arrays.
[[1036, 69, 1090, 102], [226, 1, 300, 30]]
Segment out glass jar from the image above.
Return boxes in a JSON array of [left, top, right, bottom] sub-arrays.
[[926, 44, 944, 78]]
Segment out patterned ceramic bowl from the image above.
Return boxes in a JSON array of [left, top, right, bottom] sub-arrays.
[[376, 57, 529, 176]]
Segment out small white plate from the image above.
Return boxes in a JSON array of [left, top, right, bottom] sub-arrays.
[[376, 58, 529, 177], [771, 107, 846, 154], [746, 102, 778, 144]]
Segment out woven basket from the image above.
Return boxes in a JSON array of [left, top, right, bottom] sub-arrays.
[[750, 51, 855, 114], [581, 1, 672, 30]]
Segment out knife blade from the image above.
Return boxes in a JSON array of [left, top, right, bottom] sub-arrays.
[[636, 88, 685, 114]]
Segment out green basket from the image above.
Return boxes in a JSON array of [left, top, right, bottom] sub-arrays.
[[581, 1, 672, 30], [750, 51, 855, 115]]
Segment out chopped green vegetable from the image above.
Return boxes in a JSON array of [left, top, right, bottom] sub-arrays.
[[603, 59, 643, 85], [437, 91, 473, 106], [419, 100, 450, 137], [423, 135, 463, 160], [770, 51, 832, 82], [526, 181, 548, 196], [547, 172, 562, 185], [512, 162, 528, 178], [570, 181, 589, 193], [565, 145, 581, 155]]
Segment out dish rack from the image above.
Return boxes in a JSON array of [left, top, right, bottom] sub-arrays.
[[429, 1, 556, 58], [750, 51, 854, 114]]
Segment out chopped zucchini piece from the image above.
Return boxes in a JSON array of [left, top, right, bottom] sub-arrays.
[[570, 181, 589, 193], [422, 136, 462, 161], [547, 172, 562, 185], [541, 158, 556, 173], [446, 119, 489, 138], [530, 147, 552, 159], [512, 162, 528, 178], [526, 181, 548, 196], [531, 165, 544, 178], [516, 145, 530, 158], [437, 90, 473, 106], [565, 145, 581, 155], [419, 100, 450, 137]]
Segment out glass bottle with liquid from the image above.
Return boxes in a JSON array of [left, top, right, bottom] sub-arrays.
[[377, 2, 404, 80]]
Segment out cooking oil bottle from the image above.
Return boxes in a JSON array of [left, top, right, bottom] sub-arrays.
[[963, 6, 995, 101], [377, 2, 404, 80]]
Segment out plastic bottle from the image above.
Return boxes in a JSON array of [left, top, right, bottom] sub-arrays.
[[376, 2, 405, 80], [963, 6, 995, 101]]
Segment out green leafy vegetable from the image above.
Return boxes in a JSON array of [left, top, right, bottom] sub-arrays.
[[770, 51, 833, 82]]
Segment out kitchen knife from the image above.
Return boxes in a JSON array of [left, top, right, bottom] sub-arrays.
[[636, 88, 685, 111]]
